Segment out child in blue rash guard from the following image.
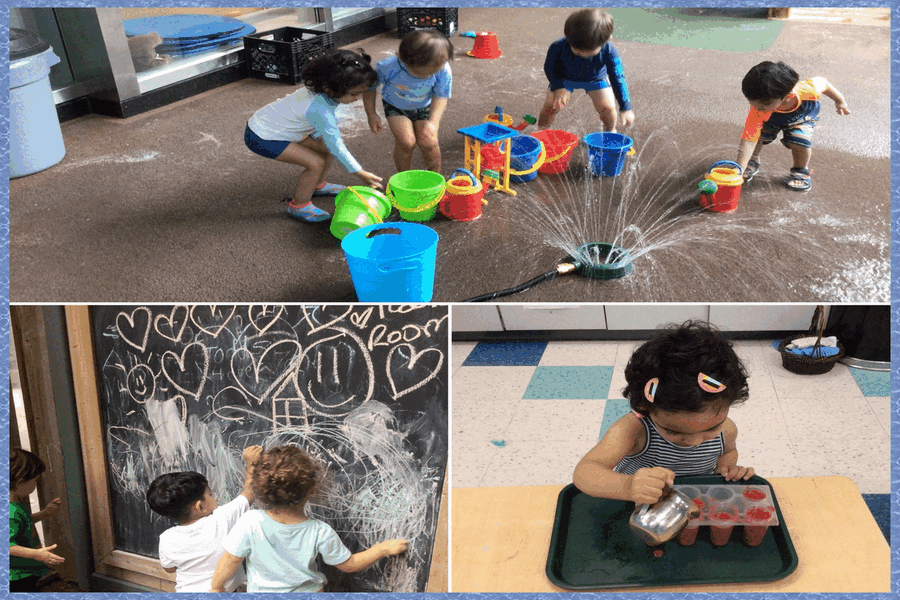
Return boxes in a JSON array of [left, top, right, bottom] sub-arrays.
[[364, 30, 453, 173], [538, 9, 634, 132], [245, 49, 383, 223]]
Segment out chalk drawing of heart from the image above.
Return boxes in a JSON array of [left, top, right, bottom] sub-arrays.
[[248, 305, 285, 337], [190, 305, 236, 339], [116, 307, 152, 353], [231, 339, 302, 403], [302, 305, 352, 335], [387, 344, 444, 400], [154, 305, 189, 343], [349, 306, 375, 329], [161, 342, 209, 400]]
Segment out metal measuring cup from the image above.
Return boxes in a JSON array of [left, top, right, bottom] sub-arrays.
[[628, 487, 701, 546]]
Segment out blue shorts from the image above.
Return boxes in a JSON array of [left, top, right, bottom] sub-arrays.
[[550, 78, 610, 93], [244, 123, 291, 159], [759, 101, 820, 149]]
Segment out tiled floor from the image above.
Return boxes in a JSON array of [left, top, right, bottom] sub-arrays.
[[452, 340, 891, 495]]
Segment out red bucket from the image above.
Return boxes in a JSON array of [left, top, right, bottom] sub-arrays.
[[467, 31, 502, 59], [440, 168, 486, 221], [530, 129, 578, 174]]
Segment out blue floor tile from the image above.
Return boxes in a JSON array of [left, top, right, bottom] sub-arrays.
[[861, 494, 890, 545], [598, 398, 633, 440], [523, 366, 613, 399], [849, 368, 890, 397], [462, 341, 548, 366]]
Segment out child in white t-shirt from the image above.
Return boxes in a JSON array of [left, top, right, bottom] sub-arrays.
[[210, 445, 407, 593], [146, 445, 262, 592]]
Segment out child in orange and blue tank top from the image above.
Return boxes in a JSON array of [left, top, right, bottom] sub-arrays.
[[735, 61, 850, 192]]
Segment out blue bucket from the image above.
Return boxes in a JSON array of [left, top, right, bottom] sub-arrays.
[[341, 223, 438, 302], [508, 135, 543, 183], [584, 132, 634, 177]]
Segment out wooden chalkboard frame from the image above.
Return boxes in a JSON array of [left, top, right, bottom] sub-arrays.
[[64, 305, 448, 592]]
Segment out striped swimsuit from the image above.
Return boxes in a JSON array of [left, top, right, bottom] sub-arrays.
[[614, 416, 725, 476]]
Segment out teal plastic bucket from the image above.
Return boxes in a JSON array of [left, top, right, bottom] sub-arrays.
[[509, 135, 543, 183], [341, 223, 438, 302], [584, 132, 633, 177]]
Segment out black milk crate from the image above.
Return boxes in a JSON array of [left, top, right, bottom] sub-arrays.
[[244, 27, 334, 84], [396, 8, 458, 38]]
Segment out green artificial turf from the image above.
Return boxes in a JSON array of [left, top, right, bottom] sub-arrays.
[[608, 8, 785, 52]]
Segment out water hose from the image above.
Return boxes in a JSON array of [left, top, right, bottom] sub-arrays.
[[462, 262, 580, 302]]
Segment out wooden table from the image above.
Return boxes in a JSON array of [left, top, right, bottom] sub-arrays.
[[452, 476, 889, 592]]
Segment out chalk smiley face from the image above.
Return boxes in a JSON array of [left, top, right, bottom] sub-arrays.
[[125, 364, 156, 403]]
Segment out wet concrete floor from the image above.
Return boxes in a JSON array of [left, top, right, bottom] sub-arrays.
[[9, 8, 890, 303]]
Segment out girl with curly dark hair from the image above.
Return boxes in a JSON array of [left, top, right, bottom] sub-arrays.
[[574, 321, 754, 504], [210, 445, 407, 592], [244, 48, 383, 223]]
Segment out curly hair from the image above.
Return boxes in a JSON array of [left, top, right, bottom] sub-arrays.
[[564, 8, 614, 52], [624, 321, 749, 417], [10, 448, 46, 488], [146, 471, 209, 522], [301, 48, 377, 98], [251, 446, 320, 508], [742, 61, 799, 102], [399, 30, 454, 68]]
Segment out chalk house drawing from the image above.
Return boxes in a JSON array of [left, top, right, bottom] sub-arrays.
[[94, 305, 449, 592]]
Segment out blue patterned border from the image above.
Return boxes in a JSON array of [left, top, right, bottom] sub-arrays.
[[2, 0, 898, 597]]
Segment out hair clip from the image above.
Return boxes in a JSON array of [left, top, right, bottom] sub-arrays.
[[698, 373, 726, 393], [643, 378, 659, 403]]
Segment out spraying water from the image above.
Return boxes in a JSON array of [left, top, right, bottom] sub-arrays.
[[452, 114, 888, 302]]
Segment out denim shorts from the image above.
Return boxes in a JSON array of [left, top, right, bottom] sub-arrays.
[[382, 100, 431, 122], [244, 123, 291, 159], [759, 101, 821, 148], [549, 78, 610, 93]]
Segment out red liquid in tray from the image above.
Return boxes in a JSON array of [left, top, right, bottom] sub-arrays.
[[709, 511, 735, 546], [743, 488, 767, 501], [742, 507, 773, 547]]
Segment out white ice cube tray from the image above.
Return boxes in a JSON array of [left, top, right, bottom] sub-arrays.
[[672, 484, 780, 527]]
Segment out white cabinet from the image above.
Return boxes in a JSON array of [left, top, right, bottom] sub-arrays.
[[453, 304, 821, 333], [499, 305, 607, 330], [451, 305, 503, 332], [605, 305, 709, 330], [708, 305, 816, 331]]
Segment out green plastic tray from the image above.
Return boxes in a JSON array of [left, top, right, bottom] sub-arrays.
[[546, 475, 798, 590]]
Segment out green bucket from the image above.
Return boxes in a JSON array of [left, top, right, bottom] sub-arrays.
[[386, 170, 446, 222], [330, 186, 392, 240]]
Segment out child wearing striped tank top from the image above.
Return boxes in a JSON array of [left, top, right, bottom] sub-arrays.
[[574, 321, 755, 505]]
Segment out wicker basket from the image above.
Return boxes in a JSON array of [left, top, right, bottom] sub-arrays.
[[777, 305, 844, 375]]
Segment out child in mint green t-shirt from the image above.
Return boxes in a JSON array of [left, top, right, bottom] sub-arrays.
[[210, 445, 408, 593], [10, 448, 64, 592]]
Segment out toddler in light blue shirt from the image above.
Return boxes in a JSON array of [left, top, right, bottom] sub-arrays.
[[364, 31, 453, 173], [210, 445, 407, 593]]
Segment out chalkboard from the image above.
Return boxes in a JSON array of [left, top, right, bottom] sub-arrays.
[[90, 305, 448, 593]]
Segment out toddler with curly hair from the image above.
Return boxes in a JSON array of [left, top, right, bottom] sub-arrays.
[[210, 445, 407, 593], [573, 321, 755, 504]]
